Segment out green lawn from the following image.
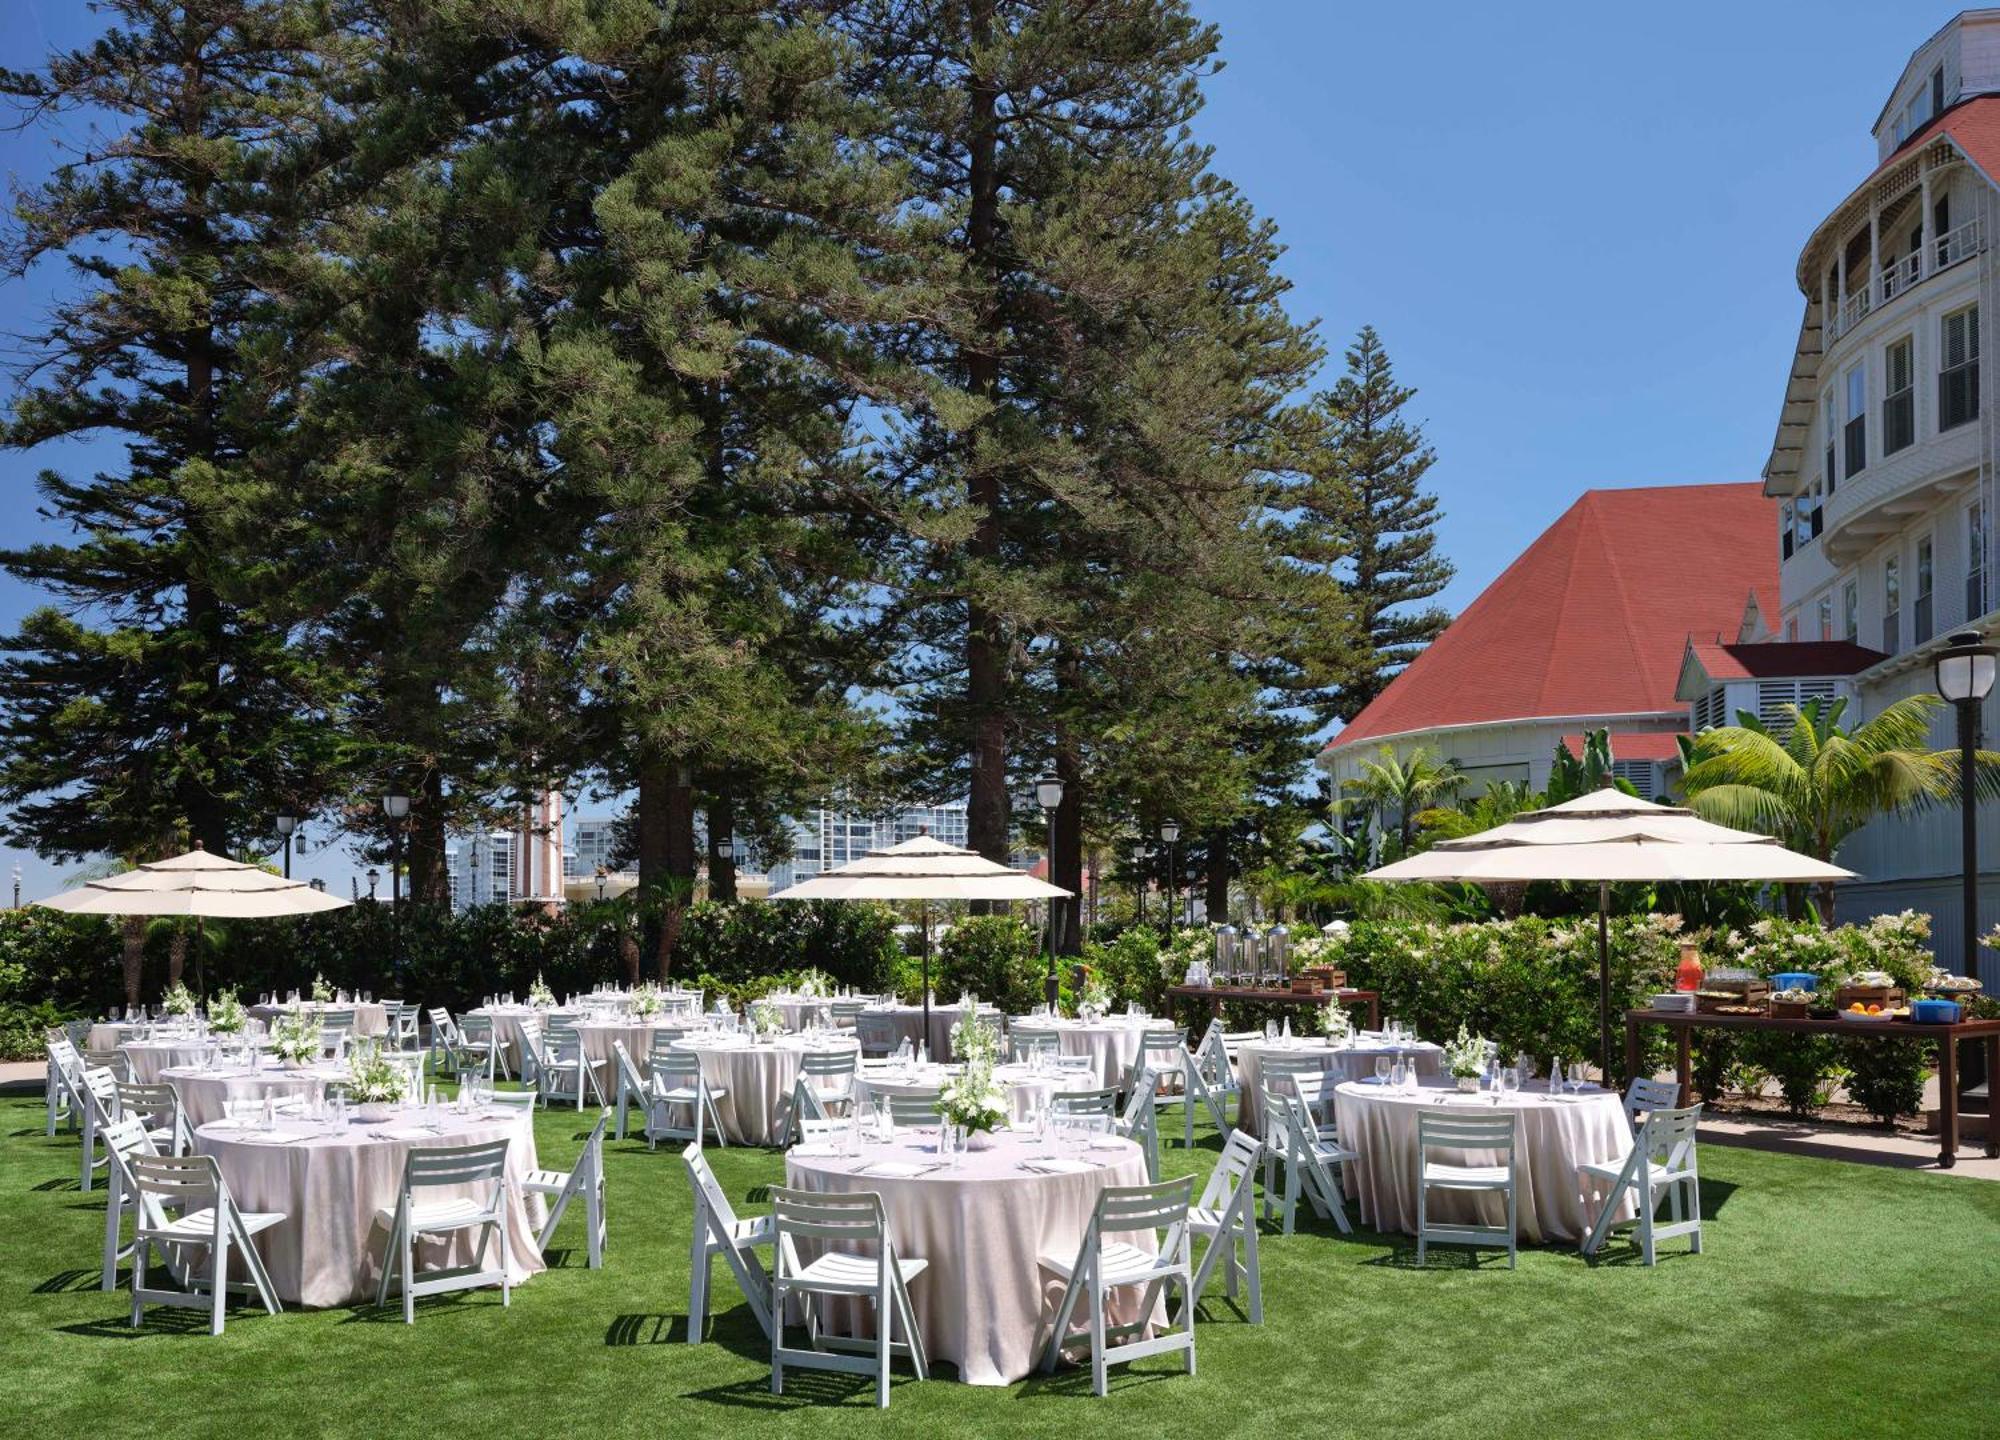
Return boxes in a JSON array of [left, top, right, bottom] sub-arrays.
[[3, 1092, 1997, 1439]]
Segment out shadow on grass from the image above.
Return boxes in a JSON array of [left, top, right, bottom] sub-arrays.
[[337, 1291, 506, 1326], [684, 1370, 913, 1410], [616, 1307, 767, 1362], [1363, 1243, 1514, 1272], [34, 1267, 100, 1294], [33, 1177, 78, 1193]]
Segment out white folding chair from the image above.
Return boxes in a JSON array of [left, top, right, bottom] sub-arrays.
[[1581, 1103, 1704, 1265], [1116, 1069, 1161, 1180], [646, 1027, 691, 1078], [479, 1087, 538, 1111], [98, 1115, 157, 1290], [610, 1040, 649, 1140], [1187, 1130, 1264, 1323], [1126, 1028, 1191, 1140], [1261, 1085, 1356, 1235], [829, 1000, 864, 1030], [128, 1152, 285, 1334], [854, 1012, 901, 1058], [1622, 1076, 1683, 1134], [391, 1003, 422, 1052], [374, 1139, 515, 1322], [1009, 1028, 1059, 1063], [783, 1076, 831, 1148], [115, 1080, 191, 1157], [78, 1066, 121, 1192], [801, 1048, 858, 1113], [531, 1029, 605, 1111], [457, 1014, 501, 1079], [1416, 1112, 1517, 1269], [523, 1110, 608, 1267], [652, 1050, 729, 1148], [1182, 1023, 1241, 1143], [1038, 1176, 1196, 1396], [885, 1092, 942, 1127], [771, 1187, 928, 1408], [46, 1033, 83, 1136], [683, 1142, 774, 1342]]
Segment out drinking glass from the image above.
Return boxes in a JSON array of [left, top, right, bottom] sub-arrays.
[[1374, 1057, 1391, 1084]]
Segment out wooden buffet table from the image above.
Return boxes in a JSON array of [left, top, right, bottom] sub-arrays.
[[1168, 984, 1382, 1031], [1624, 1006, 2000, 1168]]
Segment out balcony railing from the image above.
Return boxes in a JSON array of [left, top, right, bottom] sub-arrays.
[[1825, 217, 1985, 343]]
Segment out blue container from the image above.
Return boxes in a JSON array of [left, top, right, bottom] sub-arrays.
[[1911, 998, 1962, 1024], [1771, 972, 1818, 992]]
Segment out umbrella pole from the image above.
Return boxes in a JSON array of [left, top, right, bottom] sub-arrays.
[[921, 901, 931, 1051], [1597, 880, 1611, 1082]]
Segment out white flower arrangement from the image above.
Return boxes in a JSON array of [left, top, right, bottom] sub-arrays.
[[310, 972, 334, 1004], [161, 981, 198, 1017], [343, 1040, 408, 1104], [208, 988, 246, 1034], [938, 1060, 1007, 1136], [1319, 1001, 1353, 1044], [630, 985, 664, 1018], [527, 972, 556, 1008], [269, 1007, 323, 1065], [750, 999, 784, 1039], [1443, 1023, 1490, 1080], [795, 968, 832, 1001], [1077, 978, 1112, 1017], [951, 1012, 1000, 1065]]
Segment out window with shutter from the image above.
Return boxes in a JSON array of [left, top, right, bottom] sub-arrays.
[[1844, 364, 1868, 475], [1884, 553, 1901, 654], [1884, 337, 1915, 454], [1941, 306, 1979, 431]]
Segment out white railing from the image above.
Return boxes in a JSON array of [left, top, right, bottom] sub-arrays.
[[1827, 217, 1987, 343]]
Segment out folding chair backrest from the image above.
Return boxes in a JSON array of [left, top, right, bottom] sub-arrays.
[[1199, 1129, 1264, 1212], [649, 1029, 689, 1067], [1258, 1053, 1326, 1093], [116, 1082, 177, 1129], [1052, 1087, 1118, 1120], [1139, 1028, 1185, 1063], [772, 1186, 885, 1246], [830, 1001, 864, 1026], [656, 1050, 702, 1085], [1096, 1175, 1192, 1238], [1641, 1103, 1702, 1170], [546, 1015, 580, 1043], [102, 1115, 157, 1189], [886, 1093, 941, 1126], [612, 1040, 649, 1099], [482, 1089, 537, 1110], [855, 1013, 899, 1053], [404, 1139, 511, 1194], [1010, 1028, 1058, 1061], [461, 1015, 495, 1043], [682, 1143, 739, 1229], [1624, 1076, 1682, 1128], [83, 1067, 120, 1117], [1193, 1025, 1234, 1085], [320, 1009, 356, 1032], [129, 1152, 224, 1230], [802, 1049, 857, 1082], [1418, 1113, 1516, 1158], [1119, 1071, 1157, 1128]]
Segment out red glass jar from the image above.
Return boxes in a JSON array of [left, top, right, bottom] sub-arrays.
[[1674, 943, 1705, 993]]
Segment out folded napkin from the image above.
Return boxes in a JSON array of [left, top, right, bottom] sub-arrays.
[[860, 1160, 931, 1179], [790, 1144, 839, 1158], [234, 1130, 307, 1146], [1021, 1157, 1094, 1175], [1087, 1136, 1126, 1150], [371, 1126, 438, 1141]]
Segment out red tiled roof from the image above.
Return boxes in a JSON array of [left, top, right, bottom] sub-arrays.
[[1685, 639, 1887, 682], [1559, 732, 1686, 763], [1325, 483, 1778, 752]]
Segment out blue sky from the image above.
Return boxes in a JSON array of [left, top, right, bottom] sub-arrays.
[[0, 1, 1958, 897]]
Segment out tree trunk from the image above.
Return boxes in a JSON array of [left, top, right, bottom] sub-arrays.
[[620, 921, 640, 989], [1813, 879, 1838, 925], [706, 783, 737, 904], [1053, 751, 1083, 955], [122, 917, 146, 1011], [636, 749, 670, 973], [167, 926, 187, 988], [407, 768, 450, 907], [1205, 829, 1230, 923], [655, 762, 698, 978], [962, 0, 1010, 907]]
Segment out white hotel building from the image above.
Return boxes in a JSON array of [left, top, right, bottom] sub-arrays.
[[1758, 10, 2000, 979]]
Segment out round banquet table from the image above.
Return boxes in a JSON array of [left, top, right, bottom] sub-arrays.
[[250, 1001, 389, 1038], [193, 1105, 546, 1308], [574, 1018, 695, 1080], [863, 1004, 1005, 1060], [1236, 1038, 1445, 1136], [766, 996, 840, 1031], [784, 1127, 1152, 1385], [853, 1062, 1060, 1126], [88, 1021, 168, 1052], [463, 1005, 583, 1074], [1332, 1077, 1634, 1244], [1009, 1018, 1154, 1090], [163, 1060, 351, 1128], [674, 1033, 862, 1146], [124, 1039, 229, 1083]]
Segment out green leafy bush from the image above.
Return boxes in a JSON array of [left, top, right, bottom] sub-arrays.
[[1839, 1036, 1930, 1124], [934, 917, 1046, 1015]]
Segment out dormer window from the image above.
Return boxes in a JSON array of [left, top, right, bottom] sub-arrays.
[[1933, 64, 1946, 116]]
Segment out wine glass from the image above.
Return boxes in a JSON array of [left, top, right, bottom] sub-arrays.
[[1373, 1057, 1391, 1084]]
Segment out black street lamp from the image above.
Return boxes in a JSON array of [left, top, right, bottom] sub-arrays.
[[595, 865, 608, 903], [275, 813, 297, 879], [309, 878, 326, 894], [1036, 773, 1065, 1008], [1936, 631, 1997, 982], [365, 867, 380, 901], [1159, 821, 1181, 931]]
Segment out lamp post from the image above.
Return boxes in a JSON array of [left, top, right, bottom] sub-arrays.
[[10, 864, 18, 909], [1036, 772, 1065, 1008], [595, 865, 608, 903], [382, 794, 409, 984], [1159, 821, 1180, 932], [275, 813, 297, 879], [1936, 631, 1998, 985], [366, 867, 380, 901]]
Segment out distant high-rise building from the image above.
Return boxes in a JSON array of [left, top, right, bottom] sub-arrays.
[[449, 831, 518, 911], [566, 817, 624, 879], [764, 803, 969, 892]]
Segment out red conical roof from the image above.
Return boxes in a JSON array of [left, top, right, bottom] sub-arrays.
[[1327, 483, 1778, 752]]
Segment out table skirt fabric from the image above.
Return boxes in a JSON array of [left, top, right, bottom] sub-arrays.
[[1236, 1040, 1444, 1136], [676, 1036, 861, 1146], [163, 1063, 348, 1128], [250, 1002, 390, 1038]]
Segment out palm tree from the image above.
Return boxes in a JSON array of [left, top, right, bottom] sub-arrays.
[[1340, 745, 1465, 852], [1680, 695, 2000, 920]]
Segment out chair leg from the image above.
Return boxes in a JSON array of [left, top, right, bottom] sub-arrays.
[[1243, 1219, 1262, 1325], [1088, 1268, 1107, 1397], [210, 1229, 229, 1336], [130, 1235, 146, 1328], [1416, 1178, 1427, 1266], [770, 1280, 785, 1395], [402, 1225, 416, 1324], [102, 1185, 123, 1291], [876, 1275, 893, 1408]]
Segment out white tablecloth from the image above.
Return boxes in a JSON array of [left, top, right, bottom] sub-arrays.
[[1237, 1039, 1444, 1136], [88, 1022, 166, 1052], [785, 1128, 1151, 1385], [194, 1107, 545, 1307], [251, 1002, 389, 1038], [1008, 1018, 1155, 1090], [853, 1062, 1059, 1126], [574, 1019, 694, 1079], [163, 1061, 350, 1128], [861, 1004, 1004, 1061], [675, 1034, 861, 1146], [463, 1006, 582, 1073], [124, 1040, 223, 1084], [1332, 1078, 1633, 1243]]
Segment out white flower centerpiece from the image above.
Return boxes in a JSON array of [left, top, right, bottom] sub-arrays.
[[1077, 978, 1112, 1023], [1319, 999, 1353, 1047], [208, 988, 246, 1035], [527, 972, 556, 1009], [344, 1040, 408, 1122], [938, 1051, 1007, 1149], [1443, 1023, 1490, 1092], [269, 1008, 323, 1068], [310, 973, 334, 1004], [750, 999, 784, 1041], [951, 1010, 1000, 1066], [795, 968, 832, 1001], [161, 981, 198, 1018], [630, 984, 664, 1018]]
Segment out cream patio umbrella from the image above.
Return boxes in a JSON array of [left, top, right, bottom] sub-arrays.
[[40, 847, 351, 997], [772, 835, 1072, 1036], [1363, 788, 1854, 1074]]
